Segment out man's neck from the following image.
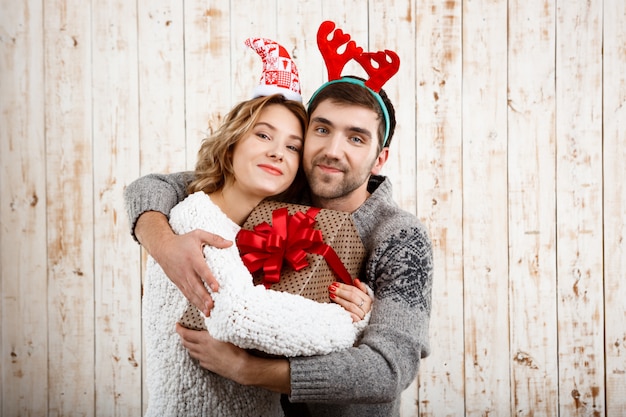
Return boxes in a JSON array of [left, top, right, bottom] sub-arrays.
[[312, 188, 370, 213]]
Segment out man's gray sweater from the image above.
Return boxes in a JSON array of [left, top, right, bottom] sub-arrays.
[[124, 173, 433, 417]]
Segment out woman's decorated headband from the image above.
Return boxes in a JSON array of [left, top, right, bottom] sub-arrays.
[[309, 21, 401, 146], [245, 37, 302, 102]]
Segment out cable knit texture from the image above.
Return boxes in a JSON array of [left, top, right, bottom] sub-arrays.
[[142, 191, 369, 416]]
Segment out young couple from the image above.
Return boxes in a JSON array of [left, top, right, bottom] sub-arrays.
[[125, 21, 433, 417]]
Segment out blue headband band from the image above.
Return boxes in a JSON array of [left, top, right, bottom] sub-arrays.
[[308, 77, 391, 147]]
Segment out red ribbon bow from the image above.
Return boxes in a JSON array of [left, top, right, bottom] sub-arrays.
[[236, 206, 354, 287]]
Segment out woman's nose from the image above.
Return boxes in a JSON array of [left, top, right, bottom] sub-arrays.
[[267, 147, 284, 160]]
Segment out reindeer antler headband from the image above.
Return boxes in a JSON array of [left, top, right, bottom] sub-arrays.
[[309, 21, 400, 146]]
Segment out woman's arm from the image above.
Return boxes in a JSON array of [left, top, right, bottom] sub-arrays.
[[172, 192, 371, 357]]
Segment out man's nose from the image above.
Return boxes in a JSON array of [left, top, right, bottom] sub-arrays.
[[322, 134, 343, 158]]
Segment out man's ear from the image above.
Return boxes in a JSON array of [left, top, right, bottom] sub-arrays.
[[370, 147, 389, 175]]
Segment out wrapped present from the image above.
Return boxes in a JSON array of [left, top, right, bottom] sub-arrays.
[[238, 200, 366, 302], [179, 200, 366, 330]]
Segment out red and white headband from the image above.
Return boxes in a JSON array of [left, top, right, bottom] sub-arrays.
[[245, 37, 302, 102]]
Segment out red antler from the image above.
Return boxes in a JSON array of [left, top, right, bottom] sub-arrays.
[[355, 51, 400, 92], [317, 21, 363, 80], [316, 20, 400, 92]]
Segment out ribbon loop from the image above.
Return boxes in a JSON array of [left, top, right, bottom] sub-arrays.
[[236, 206, 354, 287]]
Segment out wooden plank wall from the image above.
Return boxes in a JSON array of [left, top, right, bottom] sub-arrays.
[[1, 1, 625, 416]]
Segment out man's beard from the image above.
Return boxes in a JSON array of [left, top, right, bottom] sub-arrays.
[[305, 156, 374, 200]]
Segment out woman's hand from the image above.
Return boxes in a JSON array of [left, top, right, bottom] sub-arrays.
[[328, 278, 373, 322]]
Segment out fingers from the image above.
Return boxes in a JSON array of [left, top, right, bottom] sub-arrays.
[[174, 254, 212, 316], [176, 324, 207, 362], [328, 279, 372, 322], [176, 323, 192, 341], [176, 323, 202, 344], [176, 323, 247, 378], [195, 229, 233, 291], [198, 229, 233, 249], [189, 259, 215, 315], [188, 230, 233, 314], [354, 277, 368, 294]]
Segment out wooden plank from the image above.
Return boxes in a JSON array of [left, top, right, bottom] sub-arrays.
[[277, 1, 323, 101], [555, 0, 605, 415], [413, 0, 465, 416], [91, 1, 142, 415], [230, 0, 277, 104], [509, 0, 560, 409], [183, 1, 233, 169], [0, 1, 48, 415], [507, 1, 559, 416], [370, 0, 418, 215], [230, 0, 278, 107], [604, 0, 626, 415], [136, 2, 186, 411], [137, 0, 187, 176], [320, 2, 369, 80], [43, 0, 95, 415], [461, 0, 510, 415]]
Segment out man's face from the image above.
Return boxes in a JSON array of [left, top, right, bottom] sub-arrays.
[[303, 100, 388, 211]]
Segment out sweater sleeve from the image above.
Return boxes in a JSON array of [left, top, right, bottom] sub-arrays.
[[170, 192, 369, 357], [288, 222, 433, 404], [123, 171, 194, 242]]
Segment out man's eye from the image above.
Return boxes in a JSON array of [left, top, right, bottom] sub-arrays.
[[350, 136, 364, 144], [315, 126, 328, 134]]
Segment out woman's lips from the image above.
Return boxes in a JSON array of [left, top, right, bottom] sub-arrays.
[[258, 164, 283, 175]]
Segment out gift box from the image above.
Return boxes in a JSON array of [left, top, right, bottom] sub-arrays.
[[238, 200, 366, 302], [179, 200, 366, 330]]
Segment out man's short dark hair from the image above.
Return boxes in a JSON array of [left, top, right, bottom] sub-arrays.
[[307, 76, 397, 150]]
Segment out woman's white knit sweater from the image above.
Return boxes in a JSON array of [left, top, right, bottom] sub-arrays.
[[143, 191, 369, 417]]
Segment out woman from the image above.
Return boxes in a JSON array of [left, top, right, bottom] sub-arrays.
[[142, 39, 372, 417]]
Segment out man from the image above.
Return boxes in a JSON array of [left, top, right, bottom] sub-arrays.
[[125, 74, 433, 416]]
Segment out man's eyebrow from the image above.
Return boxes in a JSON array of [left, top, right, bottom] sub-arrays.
[[311, 116, 372, 139], [311, 116, 333, 126], [348, 126, 372, 139]]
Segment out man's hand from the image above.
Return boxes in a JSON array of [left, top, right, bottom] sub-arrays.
[[136, 211, 232, 316], [176, 324, 292, 394], [176, 323, 249, 379]]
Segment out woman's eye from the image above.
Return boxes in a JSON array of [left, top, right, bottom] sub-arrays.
[[257, 133, 270, 140], [286, 145, 301, 153]]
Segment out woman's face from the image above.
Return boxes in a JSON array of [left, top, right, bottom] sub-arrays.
[[230, 103, 304, 199]]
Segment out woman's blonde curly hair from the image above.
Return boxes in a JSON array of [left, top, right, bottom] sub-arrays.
[[188, 94, 308, 200]]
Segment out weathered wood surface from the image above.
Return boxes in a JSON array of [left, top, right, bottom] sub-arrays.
[[1, 1, 624, 416], [508, 0, 559, 415]]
